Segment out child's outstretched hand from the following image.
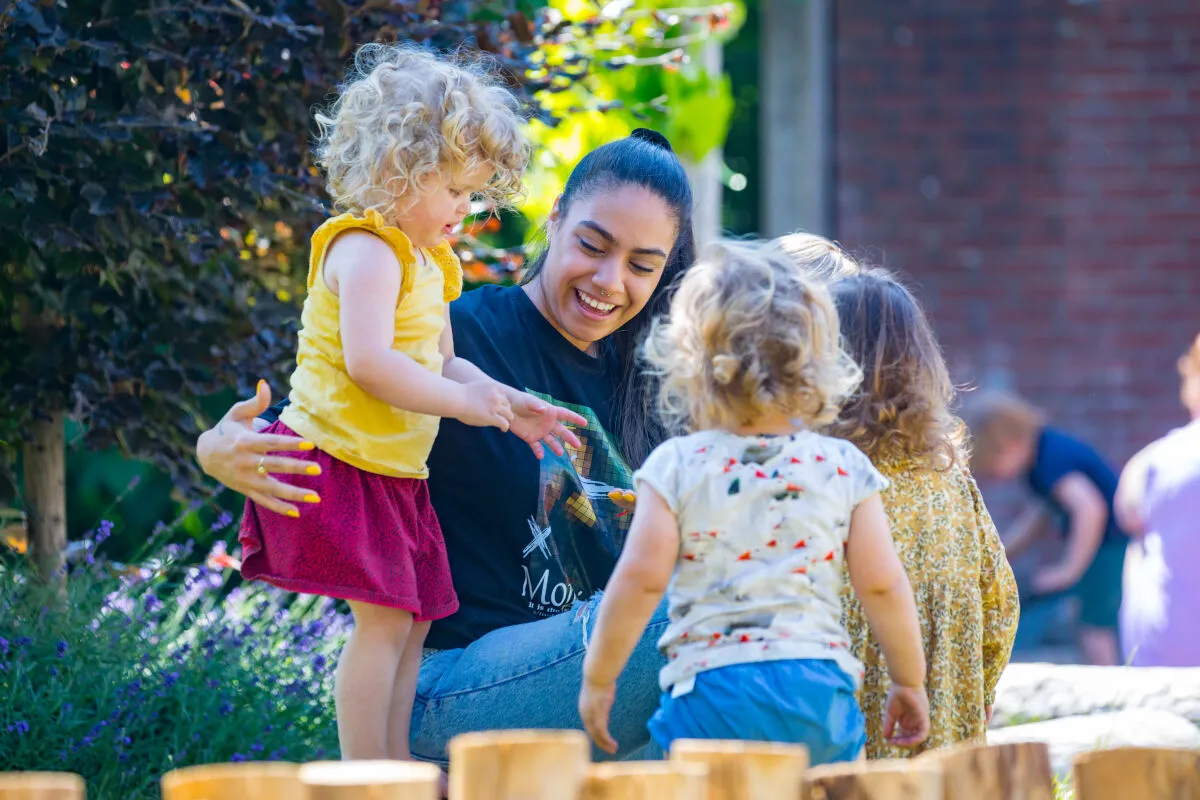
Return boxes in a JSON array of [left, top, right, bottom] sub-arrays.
[[578, 678, 618, 754], [456, 381, 514, 431], [507, 391, 588, 459], [882, 683, 930, 748]]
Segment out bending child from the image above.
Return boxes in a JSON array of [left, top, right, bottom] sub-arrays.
[[965, 391, 1126, 666], [578, 240, 929, 763]]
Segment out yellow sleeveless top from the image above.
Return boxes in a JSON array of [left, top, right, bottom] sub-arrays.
[[279, 210, 463, 479]]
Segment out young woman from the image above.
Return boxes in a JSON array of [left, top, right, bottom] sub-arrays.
[[197, 129, 696, 765]]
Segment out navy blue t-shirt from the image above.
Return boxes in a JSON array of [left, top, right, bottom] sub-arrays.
[[423, 285, 637, 648], [1024, 426, 1124, 546]]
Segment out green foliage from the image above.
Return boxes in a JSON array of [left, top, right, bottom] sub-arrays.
[[0, 531, 346, 799], [521, 0, 744, 223], [0, 0, 736, 497]]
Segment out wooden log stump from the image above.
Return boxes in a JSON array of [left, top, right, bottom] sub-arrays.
[[1072, 747, 1200, 800], [805, 760, 941, 800], [160, 763, 302, 800], [299, 761, 441, 800], [670, 739, 808, 800], [919, 742, 1053, 800], [582, 762, 708, 800], [0, 773, 85, 800], [448, 729, 590, 800]]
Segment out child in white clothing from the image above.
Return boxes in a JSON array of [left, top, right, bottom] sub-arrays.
[[578, 240, 930, 763]]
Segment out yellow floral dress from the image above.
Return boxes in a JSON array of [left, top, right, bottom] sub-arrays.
[[841, 459, 1020, 759]]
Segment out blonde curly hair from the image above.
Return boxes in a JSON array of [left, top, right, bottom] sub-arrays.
[[314, 43, 529, 220], [774, 231, 861, 282], [825, 268, 967, 470], [644, 240, 862, 434]]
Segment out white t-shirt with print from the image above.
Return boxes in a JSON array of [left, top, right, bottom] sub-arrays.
[[633, 428, 889, 693]]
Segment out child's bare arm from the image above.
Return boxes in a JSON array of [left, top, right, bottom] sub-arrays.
[[1114, 444, 1155, 536], [1035, 473, 1107, 593], [845, 493, 925, 689], [580, 484, 680, 752], [332, 232, 512, 429], [437, 306, 586, 457]]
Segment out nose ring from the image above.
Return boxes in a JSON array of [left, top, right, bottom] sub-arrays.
[[597, 288, 612, 298]]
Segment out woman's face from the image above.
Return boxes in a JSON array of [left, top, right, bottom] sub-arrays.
[[530, 184, 678, 352]]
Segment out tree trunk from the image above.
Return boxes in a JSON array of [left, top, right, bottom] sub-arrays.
[[670, 739, 809, 800], [23, 410, 67, 583], [448, 730, 590, 800], [805, 760, 942, 800]]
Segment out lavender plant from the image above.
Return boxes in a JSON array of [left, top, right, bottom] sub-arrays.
[[0, 523, 347, 799]]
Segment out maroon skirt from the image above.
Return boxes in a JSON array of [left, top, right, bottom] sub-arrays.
[[238, 420, 459, 621]]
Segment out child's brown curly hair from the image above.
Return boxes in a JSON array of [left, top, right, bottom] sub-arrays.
[[825, 268, 966, 470]]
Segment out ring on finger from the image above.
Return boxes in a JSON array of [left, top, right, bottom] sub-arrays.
[[256, 456, 268, 476]]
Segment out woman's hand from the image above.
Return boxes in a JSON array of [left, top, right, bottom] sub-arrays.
[[606, 489, 637, 514], [507, 391, 588, 459], [196, 381, 322, 517], [578, 678, 618, 754]]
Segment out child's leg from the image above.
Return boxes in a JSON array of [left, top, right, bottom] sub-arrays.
[[387, 620, 431, 760], [336, 600, 415, 760], [1078, 625, 1120, 666]]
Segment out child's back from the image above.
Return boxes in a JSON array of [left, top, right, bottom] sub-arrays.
[[642, 428, 887, 695], [820, 266, 1020, 758]]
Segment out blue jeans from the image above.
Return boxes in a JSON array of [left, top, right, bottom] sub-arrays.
[[410, 592, 671, 767]]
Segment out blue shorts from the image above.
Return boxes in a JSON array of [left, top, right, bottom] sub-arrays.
[[647, 659, 866, 765]]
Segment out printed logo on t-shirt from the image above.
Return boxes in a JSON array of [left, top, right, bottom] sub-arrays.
[[520, 391, 633, 616]]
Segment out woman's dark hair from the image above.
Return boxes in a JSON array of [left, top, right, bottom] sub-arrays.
[[522, 129, 696, 467]]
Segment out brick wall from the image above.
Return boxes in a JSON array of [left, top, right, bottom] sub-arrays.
[[833, 1, 1200, 498]]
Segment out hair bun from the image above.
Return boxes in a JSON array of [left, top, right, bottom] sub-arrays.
[[630, 128, 674, 153]]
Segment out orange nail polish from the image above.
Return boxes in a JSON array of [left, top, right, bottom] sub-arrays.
[[306, 465, 321, 475], [286, 509, 300, 518], [298, 442, 316, 451], [304, 494, 320, 504]]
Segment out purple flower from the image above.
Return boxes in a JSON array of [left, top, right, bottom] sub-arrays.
[[144, 595, 163, 613], [207, 679, 220, 689], [9, 721, 30, 735], [0, 637, 8, 655], [219, 701, 234, 716], [15, 636, 31, 648], [164, 671, 180, 687], [56, 640, 68, 657], [96, 519, 115, 545], [210, 511, 234, 532], [251, 742, 264, 752], [230, 753, 247, 762]]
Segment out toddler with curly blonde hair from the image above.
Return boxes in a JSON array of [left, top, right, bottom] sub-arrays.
[[238, 43, 586, 762], [578, 240, 929, 763]]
